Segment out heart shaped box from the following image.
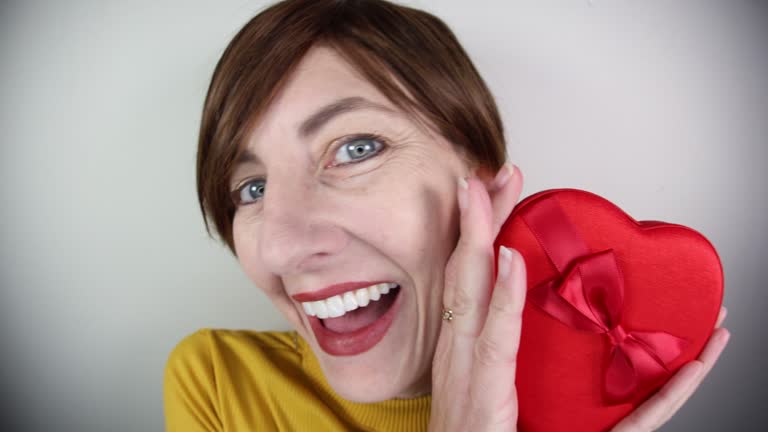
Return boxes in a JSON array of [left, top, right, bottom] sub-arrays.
[[493, 189, 723, 432]]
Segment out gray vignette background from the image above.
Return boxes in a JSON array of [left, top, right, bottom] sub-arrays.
[[1, 1, 766, 431]]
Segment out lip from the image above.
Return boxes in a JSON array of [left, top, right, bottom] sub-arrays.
[[291, 280, 396, 302], [307, 285, 402, 356]]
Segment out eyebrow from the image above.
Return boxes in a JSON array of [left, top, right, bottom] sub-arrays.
[[298, 96, 397, 138], [237, 96, 398, 164]]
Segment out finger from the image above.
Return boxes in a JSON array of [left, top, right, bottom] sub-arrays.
[[656, 327, 731, 424], [716, 306, 727, 328], [489, 163, 524, 239], [470, 246, 527, 424], [610, 360, 704, 432], [443, 176, 496, 339], [693, 327, 731, 390], [655, 327, 731, 426], [612, 327, 731, 431]]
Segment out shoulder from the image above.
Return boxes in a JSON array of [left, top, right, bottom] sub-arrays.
[[166, 328, 299, 356], [165, 328, 302, 378], [163, 328, 305, 431]]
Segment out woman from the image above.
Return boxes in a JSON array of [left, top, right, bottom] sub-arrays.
[[164, 0, 730, 430]]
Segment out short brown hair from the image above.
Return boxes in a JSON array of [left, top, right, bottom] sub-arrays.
[[197, 0, 507, 254]]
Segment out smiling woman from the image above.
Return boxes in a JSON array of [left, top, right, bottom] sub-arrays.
[[163, 0, 730, 431], [166, 0, 507, 429]]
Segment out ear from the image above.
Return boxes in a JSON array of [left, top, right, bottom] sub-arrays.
[[473, 164, 497, 191]]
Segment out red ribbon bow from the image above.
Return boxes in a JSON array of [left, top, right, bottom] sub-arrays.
[[519, 196, 688, 405]]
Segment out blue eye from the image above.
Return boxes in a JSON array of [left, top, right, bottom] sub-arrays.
[[232, 134, 386, 207], [235, 179, 265, 205], [333, 135, 384, 165]]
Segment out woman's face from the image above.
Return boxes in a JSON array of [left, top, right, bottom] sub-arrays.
[[231, 45, 471, 402]]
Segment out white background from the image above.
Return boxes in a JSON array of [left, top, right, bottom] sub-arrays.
[[1, 1, 766, 430]]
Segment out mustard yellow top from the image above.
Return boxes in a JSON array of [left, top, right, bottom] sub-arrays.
[[163, 329, 432, 431]]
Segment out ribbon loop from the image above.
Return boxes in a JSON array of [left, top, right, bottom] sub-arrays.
[[519, 195, 688, 405]]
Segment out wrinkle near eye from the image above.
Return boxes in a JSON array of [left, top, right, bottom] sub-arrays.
[[382, 138, 434, 173]]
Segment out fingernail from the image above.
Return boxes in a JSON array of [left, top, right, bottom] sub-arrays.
[[457, 176, 468, 211], [492, 162, 515, 189], [722, 328, 731, 344], [498, 246, 513, 280], [715, 306, 728, 327]]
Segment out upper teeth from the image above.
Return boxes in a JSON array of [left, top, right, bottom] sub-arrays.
[[301, 282, 398, 319]]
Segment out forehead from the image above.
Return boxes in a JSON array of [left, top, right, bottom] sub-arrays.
[[247, 45, 397, 143]]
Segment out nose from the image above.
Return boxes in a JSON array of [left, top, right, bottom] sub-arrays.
[[257, 174, 349, 275]]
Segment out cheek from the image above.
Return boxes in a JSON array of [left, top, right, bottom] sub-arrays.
[[233, 218, 302, 325], [232, 216, 274, 295], [370, 181, 457, 279]]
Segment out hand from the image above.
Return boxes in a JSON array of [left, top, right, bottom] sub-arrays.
[[427, 162, 731, 432], [610, 306, 731, 431], [429, 162, 526, 431]]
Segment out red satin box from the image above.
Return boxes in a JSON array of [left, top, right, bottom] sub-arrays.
[[493, 189, 723, 432]]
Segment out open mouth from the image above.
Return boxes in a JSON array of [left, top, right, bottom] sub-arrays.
[[303, 284, 402, 356]]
